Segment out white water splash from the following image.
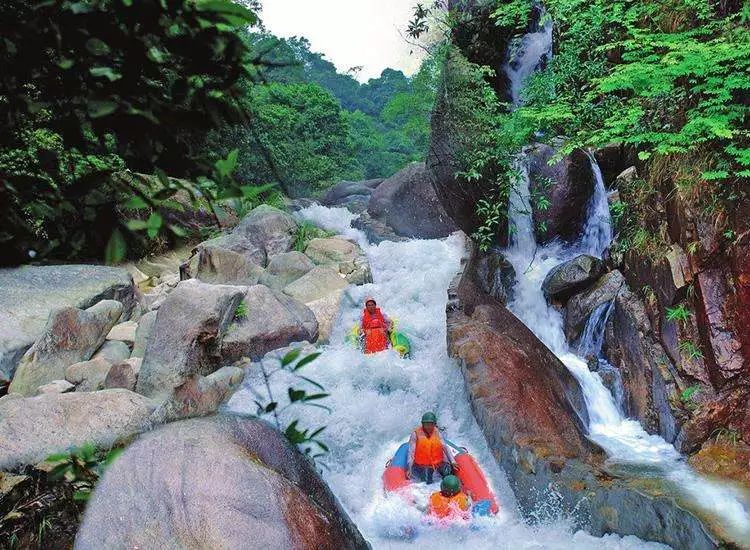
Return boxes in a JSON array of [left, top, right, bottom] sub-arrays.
[[504, 156, 750, 542], [227, 205, 665, 549]]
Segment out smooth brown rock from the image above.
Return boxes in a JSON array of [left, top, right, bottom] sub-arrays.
[[75, 415, 368, 550], [542, 255, 605, 302], [195, 245, 265, 286], [65, 357, 113, 392], [104, 358, 142, 391]]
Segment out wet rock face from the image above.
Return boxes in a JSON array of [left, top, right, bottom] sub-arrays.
[[475, 249, 516, 304], [0, 265, 136, 383], [447, 246, 720, 548], [75, 415, 368, 550], [565, 270, 625, 342], [527, 143, 595, 245], [367, 162, 458, 239], [542, 254, 605, 302], [321, 178, 383, 208], [603, 288, 681, 443], [9, 300, 123, 396]]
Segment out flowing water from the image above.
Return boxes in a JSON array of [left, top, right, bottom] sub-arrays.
[[227, 204, 664, 549], [504, 155, 750, 542], [504, 6, 553, 105]]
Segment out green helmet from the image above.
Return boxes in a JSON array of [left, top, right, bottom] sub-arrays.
[[441, 475, 461, 496], [421, 412, 437, 424]]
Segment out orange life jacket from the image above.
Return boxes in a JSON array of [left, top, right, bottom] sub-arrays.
[[413, 427, 445, 468], [362, 307, 387, 330], [428, 491, 470, 519]]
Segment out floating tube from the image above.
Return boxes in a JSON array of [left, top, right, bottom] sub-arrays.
[[345, 322, 411, 358], [455, 452, 499, 515], [383, 443, 410, 493]]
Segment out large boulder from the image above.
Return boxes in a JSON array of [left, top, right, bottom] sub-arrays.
[[135, 280, 245, 399], [232, 205, 298, 261], [0, 389, 154, 470], [131, 310, 156, 359], [565, 270, 625, 342], [527, 143, 595, 244], [603, 286, 681, 443], [9, 300, 123, 396], [195, 245, 264, 286], [196, 232, 266, 267], [221, 285, 318, 363], [283, 266, 349, 304], [305, 290, 344, 344], [92, 339, 131, 364], [474, 248, 516, 304], [104, 358, 142, 392], [320, 178, 383, 208], [65, 357, 114, 392], [258, 251, 316, 291], [304, 237, 372, 285], [75, 415, 368, 550], [542, 255, 605, 302], [367, 163, 458, 239], [0, 265, 136, 383]]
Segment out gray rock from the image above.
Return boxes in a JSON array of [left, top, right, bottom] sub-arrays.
[[565, 270, 626, 341], [9, 300, 123, 396], [527, 143, 596, 244], [149, 366, 245, 424], [233, 205, 298, 261], [304, 237, 372, 285], [615, 166, 638, 188], [195, 245, 265, 285], [0, 389, 155, 470], [135, 280, 245, 399], [221, 285, 318, 363], [92, 340, 131, 364], [75, 415, 368, 550], [321, 178, 383, 206], [131, 310, 156, 359], [104, 358, 142, 391], [0, 265, 135, 383], [305, 290, 344, 344], [283, 266, 349, 304], [66, 357, 113, 392], [542, 255, 605, 302], [368, 162, 458, 239], [35, 379, 75, 395], [258, 251, 316, 291], [106, 320, 138, 344], [198, 232, 266, 266], [476, 249, 516, 304]]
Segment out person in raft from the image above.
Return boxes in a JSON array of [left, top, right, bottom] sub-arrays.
[[360, 297, 392, 354], [428, 475, 471, 520], [406, 412, 459, 484]]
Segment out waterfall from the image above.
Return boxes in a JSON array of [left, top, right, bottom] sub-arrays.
[[504, 154, 750, 540], [504, 6, 553, 106], [580, 150, 612, 258], [577, 300, 614, 359]]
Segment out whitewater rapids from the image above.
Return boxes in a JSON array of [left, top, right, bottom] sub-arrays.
[[227, 204, 663, 549]]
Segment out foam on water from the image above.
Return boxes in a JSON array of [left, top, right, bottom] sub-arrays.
[[227, 205, 666, 549]]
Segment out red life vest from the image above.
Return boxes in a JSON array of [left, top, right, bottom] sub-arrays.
[[362, 307, 387, 330], [413, 427, 445, 468]]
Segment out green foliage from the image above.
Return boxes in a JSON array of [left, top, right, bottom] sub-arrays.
[[253, 348, 330, 464], [680, 385, 701, 412], [1, 0, 263, 264], [293, 221, 334, 252], [494, 0, 749, 192], [45, 443, 122, 502], [666, 303, 691, 323], [679, 339, 705, 360], [234, 300, 248, 321]]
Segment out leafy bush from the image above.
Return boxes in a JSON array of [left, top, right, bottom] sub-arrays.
[[0, 0, 262, 264], [666, 303, 691, 323], [45, 443, 122, 502], [293, 221, 335, 252]]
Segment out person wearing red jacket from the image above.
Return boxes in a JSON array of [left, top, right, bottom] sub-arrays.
[[360, 297, 391, 354]]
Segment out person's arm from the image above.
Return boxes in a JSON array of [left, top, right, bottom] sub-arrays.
[[441, 434, 458, 469], [406, 431, 417, 478]]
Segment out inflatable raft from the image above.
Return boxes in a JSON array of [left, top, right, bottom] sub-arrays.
[[382, 441, 499, 517], [346, 318, 411, 358]]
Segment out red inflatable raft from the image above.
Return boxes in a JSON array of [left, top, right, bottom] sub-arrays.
[[382, 442, 499, 516]]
